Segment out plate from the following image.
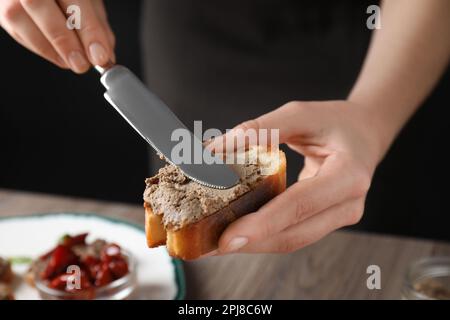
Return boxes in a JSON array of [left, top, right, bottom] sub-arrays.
[[0, 213, 185, 300]]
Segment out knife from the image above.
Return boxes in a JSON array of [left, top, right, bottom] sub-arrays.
[[95, 62, 239, 189]]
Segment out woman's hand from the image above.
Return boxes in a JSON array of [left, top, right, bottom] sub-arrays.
[[214, 100, 384, 254], [0, 0, 115, 73], [212, 0, 450, 255]]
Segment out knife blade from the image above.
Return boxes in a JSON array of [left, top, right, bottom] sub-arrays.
[[96, 63, 239, 189]]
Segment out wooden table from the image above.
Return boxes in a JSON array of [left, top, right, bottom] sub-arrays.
[[1, 188, 449, 299]]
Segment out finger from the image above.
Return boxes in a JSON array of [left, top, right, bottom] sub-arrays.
[[20, 0, 89, 73], [91, 0, 115, 62], [218, 155, 369, 253], [297, 157, 321, 181], [0, 3, 66, 68], [91, 0, 115, 51], [58, 0, 112, 66], [235, 199, 363, 254], [207, 101, 327, 153]]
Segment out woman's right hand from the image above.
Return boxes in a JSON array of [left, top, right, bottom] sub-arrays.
[[0, 0, 115, 73]]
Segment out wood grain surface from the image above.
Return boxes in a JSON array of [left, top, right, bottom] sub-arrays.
[[1, 188, 449, 299]]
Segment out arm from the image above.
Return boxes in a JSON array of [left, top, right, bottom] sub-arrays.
[[212, 0, 450, 255], [350, 0, 450, 161]]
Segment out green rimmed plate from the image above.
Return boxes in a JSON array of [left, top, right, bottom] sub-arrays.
[[0, 212, 185, 300]]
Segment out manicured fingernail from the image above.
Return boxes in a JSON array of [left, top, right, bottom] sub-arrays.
[[225, 237, 248, 252], [89, 42, 107, 65], [68, 51, 89, 72], [200, 249, 218, 258]]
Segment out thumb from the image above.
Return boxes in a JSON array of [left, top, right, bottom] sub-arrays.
[[206, 101, 319, 153]]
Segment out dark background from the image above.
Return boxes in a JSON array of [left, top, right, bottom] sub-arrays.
[[0, 1, 146, 203], [0, 1, 449, 241]]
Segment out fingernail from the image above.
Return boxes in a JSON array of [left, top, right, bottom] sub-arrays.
[[89, 42, 107, 65], [200, 249, 218, 258], [225, 237, 248, 253], [68, 51, 89, 72]]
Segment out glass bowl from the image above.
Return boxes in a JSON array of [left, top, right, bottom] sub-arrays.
[[34, 250, 137, 300], [402, 256, 450, 300]]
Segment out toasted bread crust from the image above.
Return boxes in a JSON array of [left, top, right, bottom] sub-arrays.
[[144, 151, 286, 260]]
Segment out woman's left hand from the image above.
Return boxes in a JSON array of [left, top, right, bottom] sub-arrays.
[[212, 100, 384, 255]]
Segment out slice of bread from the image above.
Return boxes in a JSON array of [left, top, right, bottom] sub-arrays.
[[143, 147, 286, 260]]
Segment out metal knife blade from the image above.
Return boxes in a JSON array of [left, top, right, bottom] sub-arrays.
[[96, 63, 239, 189]]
